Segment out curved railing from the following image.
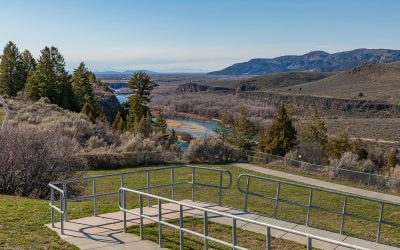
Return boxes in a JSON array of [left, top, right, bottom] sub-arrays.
[[237, 173, 400, 245], [117, 187, 369, 250], [49, 165, 232, 233], [0, 95, 9, 130]]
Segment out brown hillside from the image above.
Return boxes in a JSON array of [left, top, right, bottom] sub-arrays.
[[276, 62, 400, 104]]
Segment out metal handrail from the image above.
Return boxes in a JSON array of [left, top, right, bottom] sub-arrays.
[[0, 95, 9, 130], [48, 183, 66, 234], [246, 150, 400, 186], [118, 187, 369, 250], [237, 174, 400, 245], [49, 165, 232, 234]]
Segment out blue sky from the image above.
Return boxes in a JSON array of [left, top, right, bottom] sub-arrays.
[[1, 0, 399, 72]]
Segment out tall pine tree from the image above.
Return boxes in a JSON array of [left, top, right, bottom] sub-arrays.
[[125, 72, 158, 132], [229, 106, 255, 151], [71, 62, 95, 112], [0, 41, 24, 97], [154, 111, 167, 134], [25, 46, 72, 109], [259, 104, 297, 156], [21, 50, 36, 85]]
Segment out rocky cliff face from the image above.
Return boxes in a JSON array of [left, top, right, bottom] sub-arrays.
[[93, 85, 121, 123], [239, 91, 400, 118]]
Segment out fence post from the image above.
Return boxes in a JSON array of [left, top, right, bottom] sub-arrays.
[[307, 237, 312, 250], [139, 194, 144, 240], [376, 202, 384, 243], [51, 188, 54, 228], [60, 192, 64, 235], [93, 179, 97, 216], [123, 189, 127, 233], [158, 199, 163, 247], [232, 218, 237, 248], [219, 171, 223, 206], [204, 211, 209, 249], [368, 171, 372, 187], [340, 195, 347, 234], [147, 171, 151, 207], [192, 167, 196, 201], [171, 168, 175, 200], [266, 226, 271, 250], [63, 182, 68, 221], [179, 204, 184, 250], [274, 182, 281, 219], [244, 176, 251, 211], [306, 189, 313, 226]]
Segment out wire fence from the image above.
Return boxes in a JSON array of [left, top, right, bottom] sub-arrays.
[[246, 150, 400, 193]]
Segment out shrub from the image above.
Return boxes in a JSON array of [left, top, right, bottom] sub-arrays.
[[286, 142, 327, 165], [0, 126, 86, 198], [184, 136, 240, 163]]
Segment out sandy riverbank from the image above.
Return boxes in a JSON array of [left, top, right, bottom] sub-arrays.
[[167, 119, 210, 133]]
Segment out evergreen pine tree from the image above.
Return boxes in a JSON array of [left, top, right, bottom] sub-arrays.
[[215, 110, 232, 141], [20, 50, 36, 84], [126, 94, 144, 132], [25, 47, 71, 109], [326, 129, 351, 159], [71, 62, 95, 112], [0, 41, 24, 96], [259, 104, 297, 156], [300, 107, 328, 147], [154, 111, 167, 133], [81, 102, 95, 123], [128, 71, 158, 115], [229, 106, 255, 151], [112, 110, 122, 130], [134, 115, 152, 137]]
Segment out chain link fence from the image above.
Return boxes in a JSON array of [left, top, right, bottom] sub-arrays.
[[246, 150, 400, 192]]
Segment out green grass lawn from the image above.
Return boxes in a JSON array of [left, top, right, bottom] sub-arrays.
[[1, 164, 400, 249], [0, 195, 77, 250], [128, 218, 308, 250]]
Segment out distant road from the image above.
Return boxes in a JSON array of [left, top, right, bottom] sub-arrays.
[[350, 137, 399, 145]]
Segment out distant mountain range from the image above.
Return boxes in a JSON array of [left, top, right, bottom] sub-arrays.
[[94, 70, 157, 79], [208, 49, 400, 75]]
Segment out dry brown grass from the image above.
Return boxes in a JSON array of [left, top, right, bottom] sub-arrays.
[[275, 62, 400, 104]]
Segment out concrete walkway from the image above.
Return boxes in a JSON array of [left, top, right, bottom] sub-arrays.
[[47, 200, 399, 250], [233, 163, 400, 204]]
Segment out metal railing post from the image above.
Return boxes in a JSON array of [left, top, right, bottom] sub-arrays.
[[306, 189, 313, 226], [179, 204, 184, 250], [171, 168, 175, 200], [123, 188, 127, 233], [376, 202, 384, 243], [340, 195, 348, 234], [307, 237, 312, 250], [232, 218, 237, 249], [158, 199, 163, 247], [219, 171, 223, 206], [139, 194, 144, 240], [274, 182, 281, 219], [244, 176, 251, 211], [266, 226, 271, 249], [147, 171, 151, 207], [51, 188, 54, 228], [204, 211, 209, 249], [93, 179, 97, 216], [192, 167, 196, 201], [60, 192, 64, 235], [63, 182, 68, 221]]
